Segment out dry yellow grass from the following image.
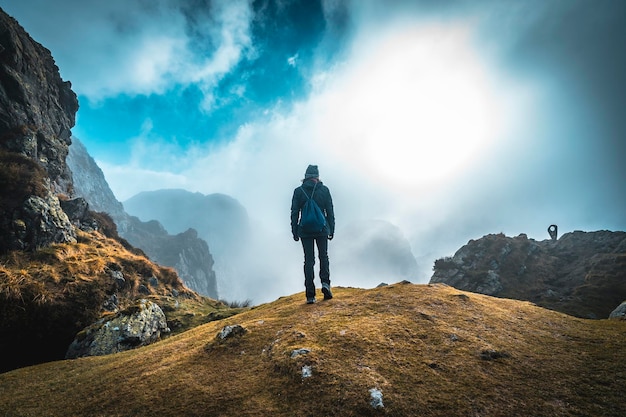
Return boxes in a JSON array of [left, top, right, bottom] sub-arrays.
[[0, 230, 240, 372], [1, 282, 624, 417]]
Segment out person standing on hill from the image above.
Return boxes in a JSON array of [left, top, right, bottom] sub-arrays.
[[291, 164, 335, 304]]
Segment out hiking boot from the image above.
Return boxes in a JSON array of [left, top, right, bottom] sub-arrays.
[[322, 283, 333, 300], [306, 297, 316, 304]]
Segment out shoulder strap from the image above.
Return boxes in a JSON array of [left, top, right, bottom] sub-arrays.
[[300, 182, 318, 199]]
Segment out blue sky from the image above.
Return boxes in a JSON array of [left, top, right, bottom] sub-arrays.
[[3, 0, 625, 295]]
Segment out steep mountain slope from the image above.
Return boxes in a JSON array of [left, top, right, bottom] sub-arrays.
[[0, 283, 624, 416], [67, 138, 219, 299], [66, 138, 128, 228], [121, 219, 218, 298], [430, 231, 626, 319]]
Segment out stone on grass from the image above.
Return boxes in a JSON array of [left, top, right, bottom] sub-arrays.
[[217, 324, 247, 340], [369, 388, 384, 409]]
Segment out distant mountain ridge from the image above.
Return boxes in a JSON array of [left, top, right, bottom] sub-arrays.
[[123, 189, 250, 300], [124, 189, 250, 258], [430, 230, 626, 318], [334, 219, 419, 285]]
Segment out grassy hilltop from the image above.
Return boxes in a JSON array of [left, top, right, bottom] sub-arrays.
[[1, 282, 624, 417]]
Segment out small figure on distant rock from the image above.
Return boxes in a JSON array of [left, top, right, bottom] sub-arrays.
[[548, 224, 558, 240], [291, 165, 335, 304]]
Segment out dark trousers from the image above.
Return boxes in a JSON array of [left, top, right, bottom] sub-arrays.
[[301, 236, 330, 299]]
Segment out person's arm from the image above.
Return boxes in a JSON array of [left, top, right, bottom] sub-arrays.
[[325, 188, 335, 238], [290, 189, 301, 240]]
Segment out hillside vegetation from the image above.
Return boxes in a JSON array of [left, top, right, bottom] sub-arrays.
[[1, 283, 624, 417], [0, 230, 241, 372]]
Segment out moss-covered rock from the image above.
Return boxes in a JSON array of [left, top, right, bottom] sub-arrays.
[[66, 299, 169, 358]]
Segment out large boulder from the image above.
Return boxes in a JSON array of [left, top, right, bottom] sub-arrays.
[[66, 299, 170, 359], [17, 190, 75, 248]]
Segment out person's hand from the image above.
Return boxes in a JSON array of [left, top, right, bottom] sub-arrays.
[[293, 235, 299, 241], [328, 234, 334, 240]]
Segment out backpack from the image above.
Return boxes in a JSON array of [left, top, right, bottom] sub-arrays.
[[299, 183, 327, 234]]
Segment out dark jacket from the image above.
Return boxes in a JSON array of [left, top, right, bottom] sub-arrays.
[[291, 179, 335, 238]]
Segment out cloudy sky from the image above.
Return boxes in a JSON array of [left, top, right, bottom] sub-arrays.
[[3, 0, 625, 300]]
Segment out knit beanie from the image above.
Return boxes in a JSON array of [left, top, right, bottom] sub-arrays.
[[304, 164, 319, 179]]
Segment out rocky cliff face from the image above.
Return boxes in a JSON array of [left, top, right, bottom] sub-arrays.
[[0, 8, 79, 252], [66, 138, 128, 228], [67, 138, 219, 299], [0, 9, 78, 191], [430, 230, 626, 318]]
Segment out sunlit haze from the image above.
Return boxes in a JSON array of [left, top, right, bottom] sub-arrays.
[[4, 0, 624, 303]]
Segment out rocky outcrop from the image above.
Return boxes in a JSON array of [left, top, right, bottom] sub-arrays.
[[430, 231, 626, 319], [67, 138, 219, 299], [0, 9, 78, 190], [0, 10, 223, 373], [0, 8, 78, 252], [66, 299, 170, 358], [5, 188, 75, 251]]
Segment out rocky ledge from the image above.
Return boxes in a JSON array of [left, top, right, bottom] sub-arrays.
[[430, 230, 626, 319]]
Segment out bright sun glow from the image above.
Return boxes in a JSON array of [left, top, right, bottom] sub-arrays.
[[311, 23, 507, 190]]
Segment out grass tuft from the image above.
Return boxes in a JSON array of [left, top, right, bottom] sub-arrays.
[[220, 298, 253, 308]]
